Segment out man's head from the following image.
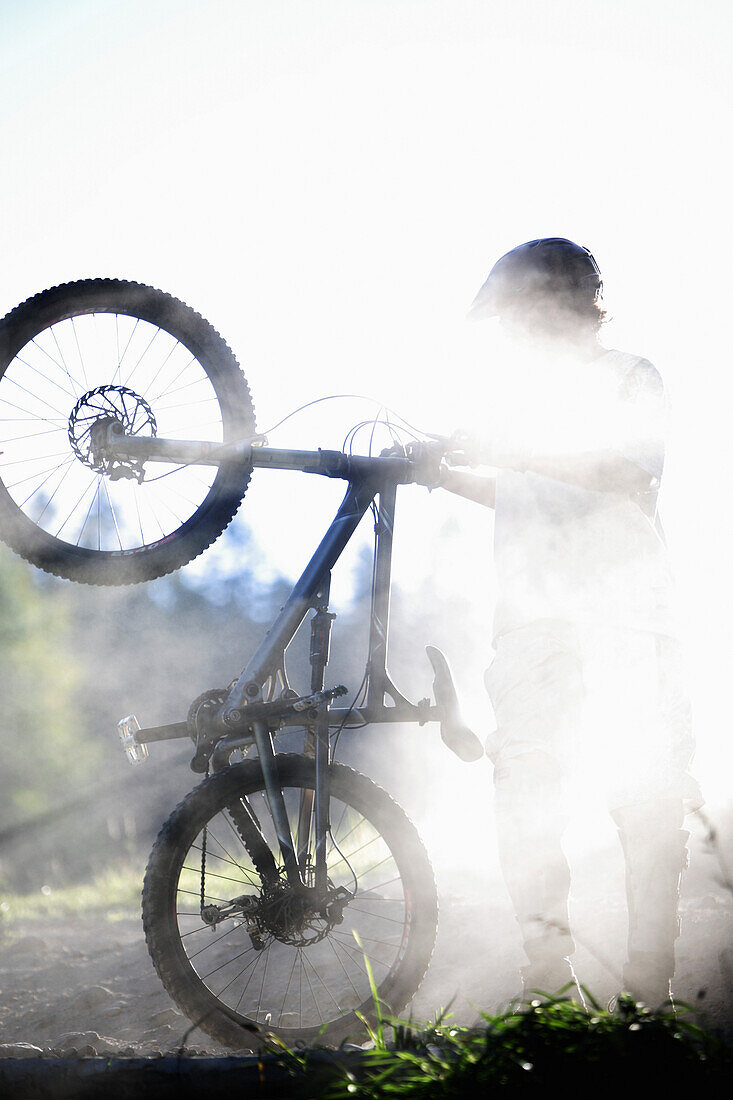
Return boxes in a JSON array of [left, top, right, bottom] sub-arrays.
[[468, 238, 604, 342]]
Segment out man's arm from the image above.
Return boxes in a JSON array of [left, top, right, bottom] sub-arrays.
[[437, 467, 496, 508], [435, 450, 653, 502], [516, 451, 656, 494]]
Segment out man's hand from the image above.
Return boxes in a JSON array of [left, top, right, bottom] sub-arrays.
[[407, 441, 446, 490], [440, 468, 496, 508]]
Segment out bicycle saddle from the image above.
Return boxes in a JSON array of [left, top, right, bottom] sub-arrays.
[[425, 645, 484, 763]]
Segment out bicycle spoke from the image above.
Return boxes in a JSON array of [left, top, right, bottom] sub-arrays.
[[3, 372, 67, 417], [218, 814, 271, 886], [138, 339, 180, 402], [122, 326, 160, 389], [77, 479, 101, 546], [153, 374, 214, 402], [213, 948, 266, 1002], [4, 453, 74, 488], [202, 942, 259, 985], [50, 328, 83, 396], [345, 904, 405, 925], [30, 338, 81, 396], [254, 944, 272, 1021], [15, 355, 77, 400], [133, 487, 145, 546], [326, 936, 364, 999], [188, 920, 250, 962], [331, 927, 401, 952], [360, 876, 401, 894], [165, 419, 225, 436], [19, 456, 74, 510], [70, 317, 89, 386], [102, 479, 123, 549], [113, 317, 139, 383], [325, 833, 382, 872], [346, 853, 395, 882], [155, 396, 220, 412], [278, 950, 301, 1023], [299, 951, 326, 1022], [182, 864, 257, 889], [232, 948, 269, 1013], [145, 487, 185, 527], [331, 800, 351, 839], [190, 838, 259, 881], [176, 886, 233, 904], [146, 353, 197, 405], [303, 948, 344, 1014], [327, 932, 394, 976], [337, 929, 395, 972]]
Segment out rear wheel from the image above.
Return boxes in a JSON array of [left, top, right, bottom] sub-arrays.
[[0, 279, 255, 584], [142, 755, 438, 1050]]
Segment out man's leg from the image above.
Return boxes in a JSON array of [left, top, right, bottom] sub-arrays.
[[493, 750, 578, 995], [485, 622, 584, 997], [592, 631, 698, 1005], [612, 797, 689, 1004]]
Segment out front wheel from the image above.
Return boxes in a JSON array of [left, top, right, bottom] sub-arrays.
[[142, 755, 438, 1050]]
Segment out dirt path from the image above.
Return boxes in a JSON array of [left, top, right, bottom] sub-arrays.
[[0, 872, 730, 1058]]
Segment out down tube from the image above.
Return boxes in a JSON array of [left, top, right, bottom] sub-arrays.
[[224, 478, 377, 713]]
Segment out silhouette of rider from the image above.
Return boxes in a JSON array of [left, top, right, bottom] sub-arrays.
[[420, 238, 701, 1002]]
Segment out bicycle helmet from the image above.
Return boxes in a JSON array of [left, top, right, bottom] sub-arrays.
[[468, 238, 602, 321]]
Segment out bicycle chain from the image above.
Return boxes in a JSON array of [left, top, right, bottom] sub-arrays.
[[200, 760, 210, 916], [190, 688, 275, 917], [189, 690, 229, 917]]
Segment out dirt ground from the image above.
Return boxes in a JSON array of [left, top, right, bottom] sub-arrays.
[[0, 834, 731, 1059]]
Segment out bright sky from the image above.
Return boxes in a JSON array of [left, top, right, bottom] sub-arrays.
[[1, 0, 732, 805]]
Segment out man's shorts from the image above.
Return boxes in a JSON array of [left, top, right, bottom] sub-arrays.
[[483, 620, 702, 813]]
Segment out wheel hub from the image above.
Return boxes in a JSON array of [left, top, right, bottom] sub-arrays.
[[202, 879, 353, 948], [68, 384, 157, 477], [254, 880, 351, 947]]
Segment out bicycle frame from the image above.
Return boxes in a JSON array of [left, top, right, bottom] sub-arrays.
[[108, 430, 447, 896]]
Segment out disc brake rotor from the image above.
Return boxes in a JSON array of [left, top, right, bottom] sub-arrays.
[[68, 384, 157, 474]]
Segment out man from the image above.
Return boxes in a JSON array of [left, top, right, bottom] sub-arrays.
[[425, 238, 701, 1003]]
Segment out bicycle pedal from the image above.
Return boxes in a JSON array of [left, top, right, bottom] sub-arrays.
[[425, 645, 484, 763]]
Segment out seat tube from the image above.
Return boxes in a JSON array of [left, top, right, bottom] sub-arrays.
[[310, 575, 334, 895], [366, 479, 397, 708]]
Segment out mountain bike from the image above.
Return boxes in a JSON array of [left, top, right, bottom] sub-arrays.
[[0, 279, 484, 1050]]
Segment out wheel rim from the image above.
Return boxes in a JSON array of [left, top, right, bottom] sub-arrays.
[[174, 781, 413, 1034], [0, 311, 228, 554]]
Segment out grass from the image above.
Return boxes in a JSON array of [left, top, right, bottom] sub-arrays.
[[0, 863, 143, 923], [255, 939, 733, 1094], [307, 994, 733, 1096]]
